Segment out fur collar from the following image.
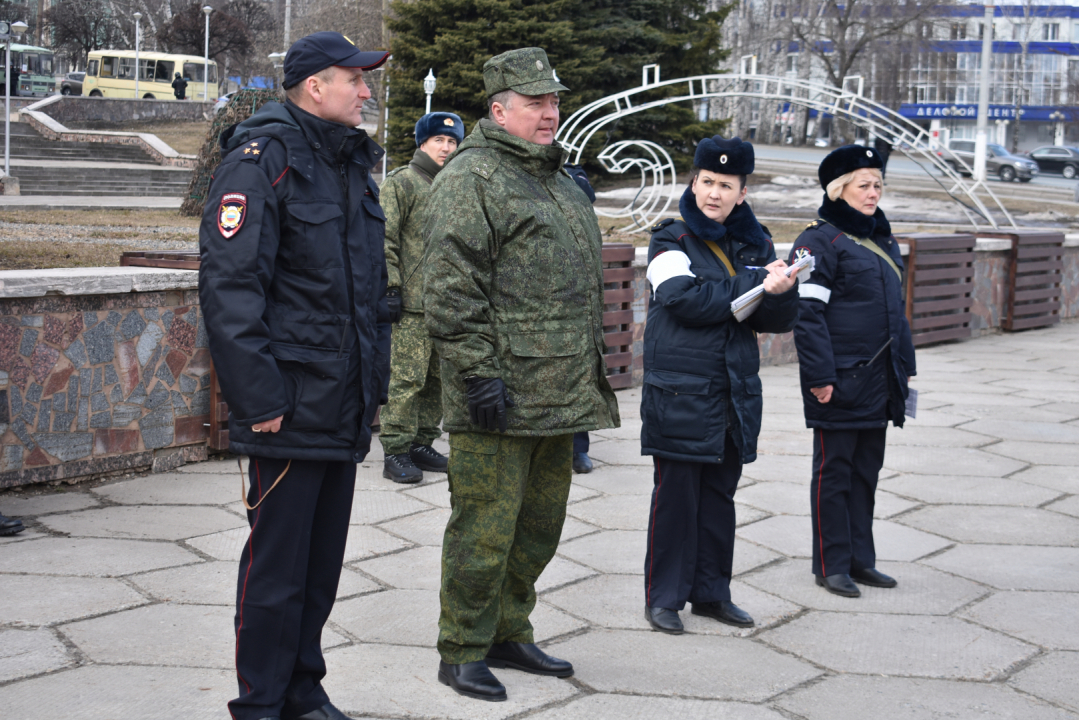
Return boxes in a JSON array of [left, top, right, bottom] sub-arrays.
[[818, 195, 892, 239], [678, 185, 770, 249]]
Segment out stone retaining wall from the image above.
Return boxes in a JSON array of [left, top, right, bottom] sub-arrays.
[[0, 269, 208, 489], [36, 96, 214, 125]]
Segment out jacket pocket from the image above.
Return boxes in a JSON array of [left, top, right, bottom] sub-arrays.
[[284, 202, 345, 269], [505, 331, 585, 408], [447, 432, 499, 501], [831, 364, 887, 413], [269, 341, 349, 432], [645, 369, 712, 441]]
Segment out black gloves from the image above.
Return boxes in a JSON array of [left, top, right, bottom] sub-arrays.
[[465, 376, 514, 433], [385, 288, 402, 324]]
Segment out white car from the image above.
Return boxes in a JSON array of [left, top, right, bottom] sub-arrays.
[[214, 91, 236, 114]]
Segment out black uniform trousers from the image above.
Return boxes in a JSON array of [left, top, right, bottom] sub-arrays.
[[644, 433, 742, 611], [229, 455, 356, 720], [573, 431, 589, 455], [810, 427, 887, 577]]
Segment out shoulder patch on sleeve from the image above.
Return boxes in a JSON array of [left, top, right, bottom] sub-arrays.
[[650, 218, 675, 232]]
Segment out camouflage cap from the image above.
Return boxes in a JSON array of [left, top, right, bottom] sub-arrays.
[[483, 48, 569, 97]]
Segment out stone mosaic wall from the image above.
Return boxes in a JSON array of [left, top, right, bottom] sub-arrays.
[[0, 289, 209, 489]]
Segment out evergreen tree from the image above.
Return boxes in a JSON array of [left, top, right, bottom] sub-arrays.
[[385, 0, 730, 173]]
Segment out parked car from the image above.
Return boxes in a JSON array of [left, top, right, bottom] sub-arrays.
[[60, 71, 84, 96], [213, 91, 235, 114], [1025, 145, 1079, 179], [937, 139, 1038, 182]]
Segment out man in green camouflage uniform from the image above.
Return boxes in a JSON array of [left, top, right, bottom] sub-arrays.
[[380, 112, 465, 483], [423, 48, 620, 702]]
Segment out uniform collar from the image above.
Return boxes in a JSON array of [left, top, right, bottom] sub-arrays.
[[284, 100, 383, 173], [818, 194, 892, 240], [473, 118, 566, 177], [678, 185, 770, 251], [409, 147, 443, 181]]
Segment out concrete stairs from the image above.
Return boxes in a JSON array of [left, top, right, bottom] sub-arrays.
[[6, 122, 192, 197]]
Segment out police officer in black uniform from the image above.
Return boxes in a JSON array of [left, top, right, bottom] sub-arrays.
[[640, 137, 800, 634], [199, 31, 390, 720], [788, 145, 916, 598]]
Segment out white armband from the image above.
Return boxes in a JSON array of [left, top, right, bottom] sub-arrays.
[[646, 250, 695, 296], [799, 283, 831, 303]]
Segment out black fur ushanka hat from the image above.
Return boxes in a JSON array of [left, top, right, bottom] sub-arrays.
[[818, 145, 883, 189], [694, 135, 754, 176]]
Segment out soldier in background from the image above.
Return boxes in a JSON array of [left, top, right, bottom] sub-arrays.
[[424, 47, 620, 702], [380, 111, 465, 483], [172, 72, 188, 100]]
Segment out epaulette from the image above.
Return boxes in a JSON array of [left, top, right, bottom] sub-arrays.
[[384, 165, 408, 179], [235, 138, 270, 162], [650, 218, 676, 233], [467, 151, 501, 181], [805, 219, 821, 230]]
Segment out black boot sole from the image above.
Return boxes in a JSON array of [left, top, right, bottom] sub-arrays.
[[851, 575, 898, 588], [382, 468, 423, 484], [437, 669, 507, 702], [690, 606, 754, 628], [484, 656, 573, 678], [815, 575, 861, 597]]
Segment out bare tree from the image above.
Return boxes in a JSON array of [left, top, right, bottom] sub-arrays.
[[157, 3, 253, 63], [43, 0, 124, 68]]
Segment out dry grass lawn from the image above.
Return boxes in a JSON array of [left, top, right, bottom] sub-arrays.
[[69, 121, 212, 156], [0, 240, 128, 270], [0, 208, 199, 228]]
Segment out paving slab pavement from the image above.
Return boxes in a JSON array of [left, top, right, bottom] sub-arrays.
[[2, 323, 1079, 718]]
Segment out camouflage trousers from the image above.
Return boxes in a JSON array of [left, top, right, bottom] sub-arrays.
[[379, 311, 442, 455], [437, 432, 573, 664]]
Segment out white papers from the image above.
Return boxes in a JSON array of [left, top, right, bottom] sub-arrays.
[[731, 254, 815, 322], [905, 387, 918, 418]]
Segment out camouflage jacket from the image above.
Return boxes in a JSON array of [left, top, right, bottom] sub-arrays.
[[381, 148, 441, 311], [423, 119, 620, 436]]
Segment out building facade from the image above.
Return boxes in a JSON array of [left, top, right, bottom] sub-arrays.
[[716, 1, 1079, 151]]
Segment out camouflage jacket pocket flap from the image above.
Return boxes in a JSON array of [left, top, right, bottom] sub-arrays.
[[449, 432, 500, 455], [508, 331, 582, 358]]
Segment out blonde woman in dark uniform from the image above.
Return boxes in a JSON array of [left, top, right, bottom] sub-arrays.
[[789, 146, 916, 598]]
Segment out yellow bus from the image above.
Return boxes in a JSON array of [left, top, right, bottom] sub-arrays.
[[83, 50, 219, 101]]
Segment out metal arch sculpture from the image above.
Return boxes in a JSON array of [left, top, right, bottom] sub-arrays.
[[556, 69, 1017, 232]]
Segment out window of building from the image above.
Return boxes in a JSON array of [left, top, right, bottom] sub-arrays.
[[951, 23, 967, 40], [1045, 23, 1060, 41], [786, 54, 797, 73]]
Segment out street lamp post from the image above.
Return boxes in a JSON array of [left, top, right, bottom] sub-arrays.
[[202, 6, 213, 101], [4, 20, 27, 180], [1050, 110, 1065, 146], [268, 51, 285, 89], [133, 12, 142, 99], [974, 3, 994, 183], [423, 69, 435, 114]]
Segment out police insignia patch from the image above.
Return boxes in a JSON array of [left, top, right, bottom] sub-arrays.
[[218, 193, 247, 239], [794, 246, 811, 262], [443, 117, 455, 126]]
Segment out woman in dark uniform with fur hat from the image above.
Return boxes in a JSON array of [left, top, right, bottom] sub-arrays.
[[788, 145, 916, 598], [640, 136, 801, 634]]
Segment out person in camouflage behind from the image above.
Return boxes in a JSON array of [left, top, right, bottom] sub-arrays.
[[423, 47, 620, 702], [379, 111, 465, 483]]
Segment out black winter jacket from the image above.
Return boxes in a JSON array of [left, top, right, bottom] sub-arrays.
[[788, 196, 916, 430], [640, 187, 800, 464], [199, 101, 391, 462]]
